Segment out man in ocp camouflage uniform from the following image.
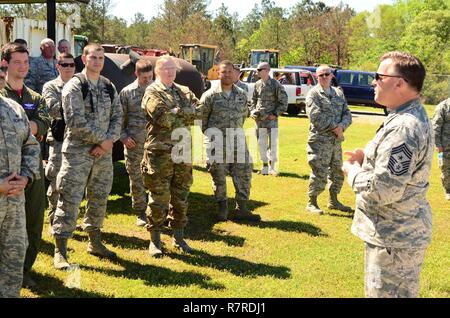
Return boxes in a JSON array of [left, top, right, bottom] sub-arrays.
[[120, 59, 153, 227], [305, 64, 352, 215], [1, 42, 50, 288], [343, 52, 433, 298], [250, 62, 288, 176], [199, 60, 260, 222], [432, 97, 450, 200], [42, 52, 76, 226], [141, 56, 198, 257], [52, 43, 123, 269], [0, 95, 40, 298]]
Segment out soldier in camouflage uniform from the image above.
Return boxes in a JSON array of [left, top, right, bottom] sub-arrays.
[[51, 43, 123, 269], [42, 52, 76, 226], [141, 56, 199, 257], [0, 96, 40, 298], [25, 38, 58, 94], [432, 98, 450, 200], [250, 62, 288, 176], [343, 52, 433, 298], [305, 65, 353, 215], [1, 43, 50, 287], [199, 60, 260, 222], [119, 59, 153, 227]]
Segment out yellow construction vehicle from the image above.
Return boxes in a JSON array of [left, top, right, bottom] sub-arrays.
[[179, 44, 220, 81], [250, 49, 280, 68]]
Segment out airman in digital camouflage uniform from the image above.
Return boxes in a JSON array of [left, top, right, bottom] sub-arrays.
[[199, 60, 260, 222], [1, 42, 50, 288], [343, 52, 433, 298], [25, 38, 58, 94], [42, 52, 76, 226], [305, 64, 353, 215], [250, 62, 288, 176], [233, 65, 248, 93], [0, 95, 40, 298], [52, 43, 123, 269], [120, 59, 153, 227], [141, 56, 199, 257], [432, 97, 450, 200]]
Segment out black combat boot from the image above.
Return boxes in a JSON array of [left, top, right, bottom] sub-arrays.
[[87, 230, 117, 259], [231, 199, 261, 222], [306, 196, 324, 215], [149, 230, 163, 257], [327, 191, 353, 212], [217, 200, 228, 221], [54, 237, 71, 270], [173, 228, 193, 253]]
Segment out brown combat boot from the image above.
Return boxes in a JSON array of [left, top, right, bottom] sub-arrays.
[[327, 191, 353, 212], [87, 230, 117, 259], [306, 196, 324, 215], [217, 200, 228, 221], [231, 200, 261, 222], [54, 237, 71, 270]]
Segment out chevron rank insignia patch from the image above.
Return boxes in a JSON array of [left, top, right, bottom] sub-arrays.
[[388, 143, 413, 176]]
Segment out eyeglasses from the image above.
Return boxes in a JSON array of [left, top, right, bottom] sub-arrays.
[[59, 62, 75, 68], [318, 73, 331, 78], [375, 72, 408, 82], [257, 68, 268, 72]]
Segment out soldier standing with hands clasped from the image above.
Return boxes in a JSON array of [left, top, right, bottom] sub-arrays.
[[342, 52, 433, 298], [305, 64, 352, 215], [432, 97, 450, 200]]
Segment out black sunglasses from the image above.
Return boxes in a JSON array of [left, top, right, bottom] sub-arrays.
[[257, 68, 268, 72], [318, 73, 331, 78], [59, 62, 75, 68], [375, 72, 408, 82]]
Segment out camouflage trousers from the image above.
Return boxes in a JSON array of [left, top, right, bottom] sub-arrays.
[[365, 242, 427, 298], [207, 162, 253, 202], [0, 199, 28, 298], [45, 141, 63, 223], [306, 139, 344, 197], [52, 151, 114, 239], [440, 150, 450, 193], [124, 139, 147, 213], [141, 150, 193, 231], [256, 119, 278, 164]]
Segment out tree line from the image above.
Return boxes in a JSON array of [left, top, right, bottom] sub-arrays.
[[1, 0, 448, 103]]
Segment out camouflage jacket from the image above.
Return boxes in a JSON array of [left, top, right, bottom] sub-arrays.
[[348, 98, 433, 248], [235, 80, 249, 92], [1, 82, 50, 137], [432, 98, 450, 150], [141, 80, 199, 152], [199, 84, 248, 133], [0, 96, 40, 205], [119, 79, 148, 143], [306, 84, 352, 143], [42, 76, 65, 144], [250, 78, 288, 120], [61, 73, 123, 153], [25, 55, 59, 94]]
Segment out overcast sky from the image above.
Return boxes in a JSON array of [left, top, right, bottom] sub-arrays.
[[110, 0, 394, 24]]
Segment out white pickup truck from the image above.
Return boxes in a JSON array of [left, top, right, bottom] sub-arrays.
[[239, 67, 316, 116]]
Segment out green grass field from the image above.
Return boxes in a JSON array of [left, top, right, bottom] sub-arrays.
[[22, 106, 449, 298]]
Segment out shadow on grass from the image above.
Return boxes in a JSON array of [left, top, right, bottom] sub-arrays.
[[249, 220, 327, 237], [80, 257, 224, 291], [185, 192, 269, 247], [25, 271, 109, 298], [166, 249, 291, 279], [327, 212, 354, 219], [277, 172, 309, 179]]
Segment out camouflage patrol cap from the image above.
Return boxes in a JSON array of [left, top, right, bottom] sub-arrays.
[[257, 62, 270, 70]]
